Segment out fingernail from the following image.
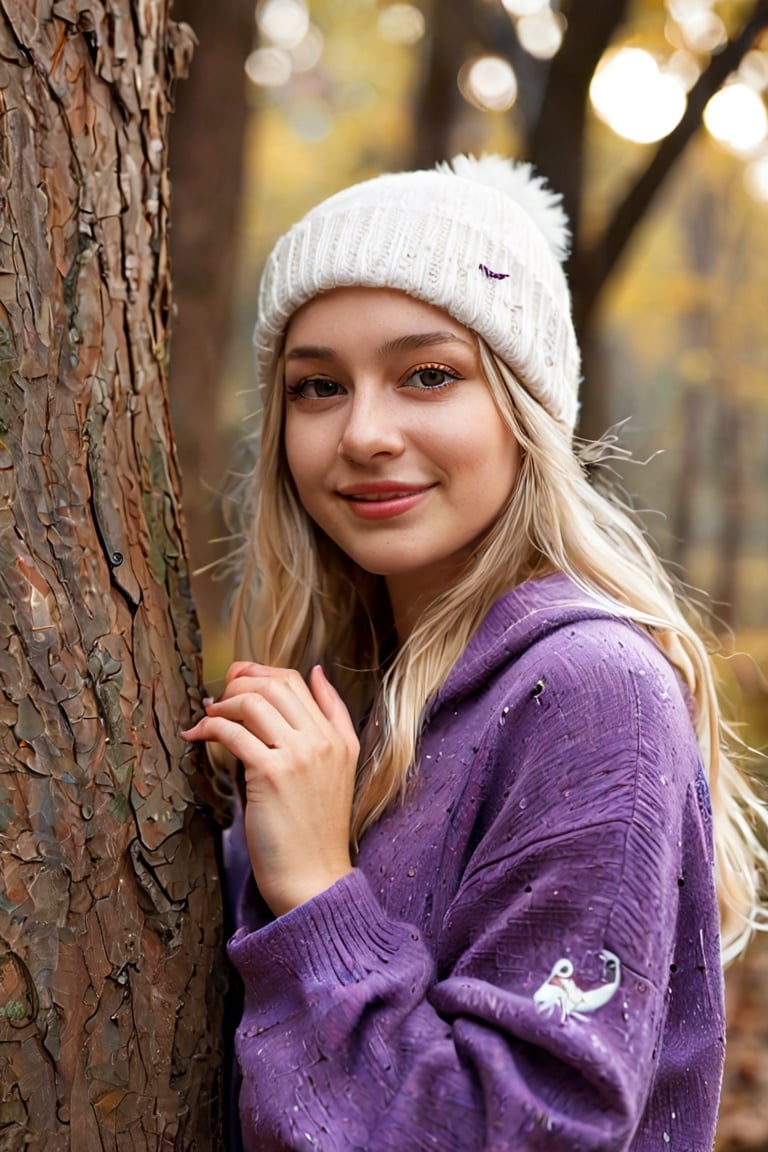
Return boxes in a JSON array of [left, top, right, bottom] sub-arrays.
[[202, 696, 215, 707]]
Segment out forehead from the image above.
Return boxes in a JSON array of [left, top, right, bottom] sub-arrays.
[[285, 286, 472, 346]]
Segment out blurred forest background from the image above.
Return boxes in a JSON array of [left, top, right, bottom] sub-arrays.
[[166, 0, 768, 1145]]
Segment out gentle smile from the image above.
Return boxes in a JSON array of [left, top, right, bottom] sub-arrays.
[[336, 484, 435, 519], [338, 482, 434, 498], [342, 490, 430, 502]]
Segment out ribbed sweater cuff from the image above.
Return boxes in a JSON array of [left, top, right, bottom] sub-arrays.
[[228, 869, 420, 988]]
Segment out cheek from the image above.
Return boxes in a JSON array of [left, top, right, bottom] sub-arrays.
[[439, 423, 520, 499], [283, 427, 301, 488], [478, 406, 521, 493], [495, 434, 523, 499], [283, 418, 320, 492], [283, 428, 337, 532]]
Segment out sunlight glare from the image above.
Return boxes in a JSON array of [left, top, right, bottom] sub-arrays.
[[590, 48, 687, 144], [704, 83, 768, 154]]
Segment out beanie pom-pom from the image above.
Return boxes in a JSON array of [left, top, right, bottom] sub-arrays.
[[436, 153, 571, 263]]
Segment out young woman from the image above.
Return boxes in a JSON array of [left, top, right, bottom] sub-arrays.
[[183, 155, 767, 1151]]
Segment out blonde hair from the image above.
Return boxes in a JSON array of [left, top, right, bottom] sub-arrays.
[[232, 339, 767, 965]]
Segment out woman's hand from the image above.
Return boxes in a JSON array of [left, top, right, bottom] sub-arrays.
[[182, 662, 359, 917]]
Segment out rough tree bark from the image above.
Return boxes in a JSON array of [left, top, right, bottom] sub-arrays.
[[0, 2, 227, 1148]]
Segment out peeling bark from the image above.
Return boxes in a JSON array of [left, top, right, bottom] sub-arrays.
[[0, 2, 225, 1147]]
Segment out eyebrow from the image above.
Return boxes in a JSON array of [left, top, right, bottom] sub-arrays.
[[380, 331, 473, 355], [284, 331, 474, 362]]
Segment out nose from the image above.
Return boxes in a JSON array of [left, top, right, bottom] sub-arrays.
[[338, 385, 405, 463]]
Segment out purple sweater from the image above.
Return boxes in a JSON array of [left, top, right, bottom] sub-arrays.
[[227, 573, 725, 1150]]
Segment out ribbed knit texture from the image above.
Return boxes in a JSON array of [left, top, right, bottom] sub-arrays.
[[255, 163, 581, 433]]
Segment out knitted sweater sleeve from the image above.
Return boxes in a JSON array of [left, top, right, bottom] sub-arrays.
[[227, 624, 722, 1151]]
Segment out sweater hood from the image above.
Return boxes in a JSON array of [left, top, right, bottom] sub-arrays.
[[430, 572, 631, 714]]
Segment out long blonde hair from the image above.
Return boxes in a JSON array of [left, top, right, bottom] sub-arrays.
[[232, 338, 767, 965]]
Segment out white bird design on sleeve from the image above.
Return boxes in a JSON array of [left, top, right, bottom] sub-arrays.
[[533, 950, 622, 1024]]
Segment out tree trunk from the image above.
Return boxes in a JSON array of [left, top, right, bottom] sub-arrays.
[[528, 0, 631, 243], [0, 2, 225, 1148], [167, 0, 253, 651], [410, 0, 473, 169]]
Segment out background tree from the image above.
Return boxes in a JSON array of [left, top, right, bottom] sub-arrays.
[[413, 0, 768, 437], [168, 0, 254, 647], [0, 2, 226, 1147]]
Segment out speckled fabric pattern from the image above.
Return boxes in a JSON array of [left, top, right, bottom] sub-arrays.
[[227, 573, 725, 1151]]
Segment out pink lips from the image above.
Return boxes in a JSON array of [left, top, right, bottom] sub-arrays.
[[337, 481, 434, 520]]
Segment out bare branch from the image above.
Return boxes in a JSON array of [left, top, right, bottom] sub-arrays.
[[575, 0, 768, 332]]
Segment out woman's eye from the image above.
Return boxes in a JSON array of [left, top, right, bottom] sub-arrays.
[[287, 377, 342, 400], [405, 367, 458, 390]]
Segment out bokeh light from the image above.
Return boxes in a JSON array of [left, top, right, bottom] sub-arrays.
[[245, 46, 293, 87], [458, 55, 518, 113], [704, 82, 768, 154], [289, 24, 325, 73], [286, 98, 333, 142], [516, 9, 565, 60], [677, 9, 727, 54], [739, 49, 768, 93], [666, 49, 701, 92], [256, 0, 310, 50], [744, 155, 768, 201], [666, 0, 716, 23], [590, 48, 687, 144], [377, 3, 426, 46], [501, 0, 550, 15]]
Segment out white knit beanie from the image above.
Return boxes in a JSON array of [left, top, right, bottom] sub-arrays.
[[255, 154, 581, 434]]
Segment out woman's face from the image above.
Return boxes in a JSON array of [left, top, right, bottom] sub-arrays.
[[283, 287, 521, 629]]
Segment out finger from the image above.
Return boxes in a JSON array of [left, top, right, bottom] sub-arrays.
[[220, 667, 320, 730], [308, 665, 359, 745], [203, 692, 296, 748], [224, 660, 297, 687], [214, 675, 278, 702], [225, 661, 266, 686], [181, 714, 270, 769]]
